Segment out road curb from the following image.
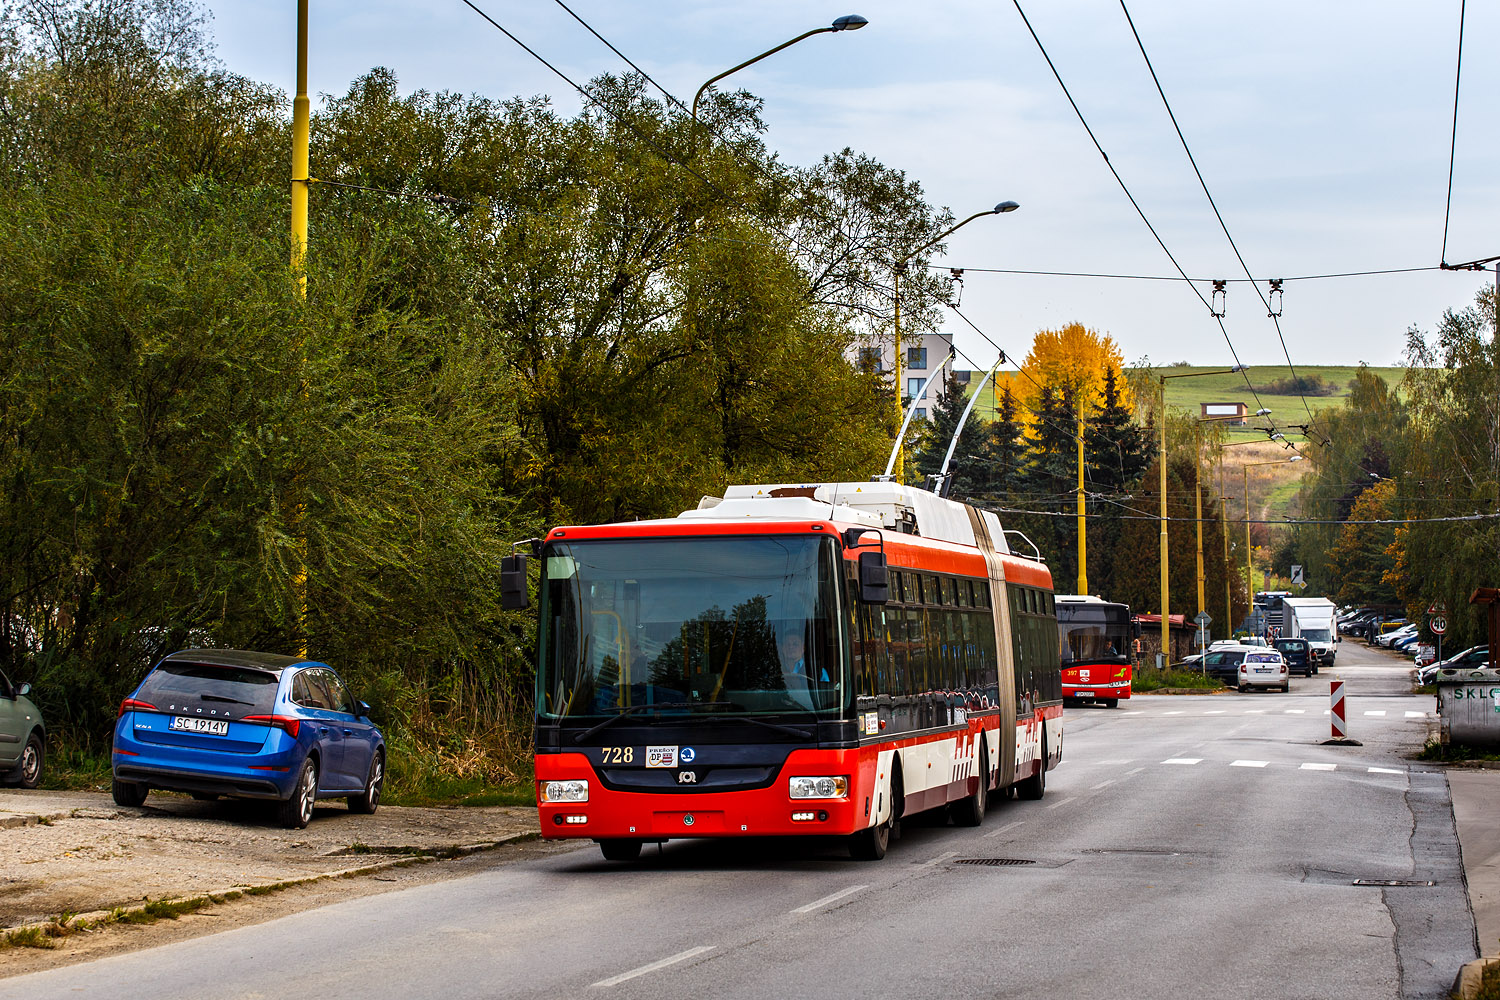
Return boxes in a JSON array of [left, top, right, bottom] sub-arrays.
[[0, 829, 538, 944], [1453, 956, 1499, 999]]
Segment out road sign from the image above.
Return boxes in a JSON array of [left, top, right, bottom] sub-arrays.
[[1194, 611, 1213, 626], [1290, 565, 1304, 585], [1428, 602, 1449, 616], [1430, 615, 1448, 635]]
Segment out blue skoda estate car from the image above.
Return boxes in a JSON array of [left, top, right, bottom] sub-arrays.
[[111, 650, 384, 829]]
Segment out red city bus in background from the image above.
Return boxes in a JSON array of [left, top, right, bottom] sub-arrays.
[[510, 481, 1063, 862], [1055, 595, 1134, 708]]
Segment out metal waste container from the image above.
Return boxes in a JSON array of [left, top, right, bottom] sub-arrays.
[[1436, 666, 1500, 746]]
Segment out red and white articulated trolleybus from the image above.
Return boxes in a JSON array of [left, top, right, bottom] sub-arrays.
[[514, 481, 1063, 862], [1055, 595, 1135, 708]]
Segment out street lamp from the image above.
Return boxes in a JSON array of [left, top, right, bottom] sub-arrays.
[[1156, 365, 1245, 664], [692, 15, 869, 119], [891, 201, 1020, 481], [1242, 455, 1304, 632]]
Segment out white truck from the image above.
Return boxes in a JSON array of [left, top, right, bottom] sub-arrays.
[[1281, 597, 1338, 667]]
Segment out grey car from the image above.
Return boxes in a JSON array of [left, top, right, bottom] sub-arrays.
[[0, 669, 44, 788]]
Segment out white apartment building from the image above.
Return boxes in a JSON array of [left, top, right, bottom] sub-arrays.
[[854, 332, 970, 421]]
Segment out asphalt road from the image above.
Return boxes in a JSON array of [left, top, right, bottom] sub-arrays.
[[0, 642, 1471, 1000]]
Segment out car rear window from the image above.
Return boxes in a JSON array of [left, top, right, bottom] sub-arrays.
[[135, 662, 280, 715], [1246, 653, 1281, 663], [1274, 641, 1307, 652]]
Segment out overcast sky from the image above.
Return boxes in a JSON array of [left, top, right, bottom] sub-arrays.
[[204, 1, 1498, 369]]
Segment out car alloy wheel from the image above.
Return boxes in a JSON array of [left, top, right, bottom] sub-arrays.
[[19, 735, 42, 788], [297, 762, 316, 825]]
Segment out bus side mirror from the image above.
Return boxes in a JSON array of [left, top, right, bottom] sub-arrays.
[[501, 554, 529, 611], [858, 551, 889, 604]]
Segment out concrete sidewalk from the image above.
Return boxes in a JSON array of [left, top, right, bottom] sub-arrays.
[[1448, 768, 1500, 996]]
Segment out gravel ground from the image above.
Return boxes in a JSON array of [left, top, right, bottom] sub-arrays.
[[0, 788, 539, 930]]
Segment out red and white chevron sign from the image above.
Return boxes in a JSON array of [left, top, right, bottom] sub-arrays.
[[1330, 679, 1347, 739]]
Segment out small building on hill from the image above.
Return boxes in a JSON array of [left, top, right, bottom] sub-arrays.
[[1201, 402, 1248, 425]]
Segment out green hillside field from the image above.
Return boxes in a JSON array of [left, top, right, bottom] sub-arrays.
[[968, 365, 1406, 443]]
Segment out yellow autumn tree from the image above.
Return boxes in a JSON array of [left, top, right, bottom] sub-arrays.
[[1014, 322, 1131, 420]]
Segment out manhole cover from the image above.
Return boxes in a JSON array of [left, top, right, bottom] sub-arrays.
[[1352, 878, 1435, 887], [954, 858, 1035, 867]]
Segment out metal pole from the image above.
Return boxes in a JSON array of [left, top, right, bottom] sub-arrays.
[[892, 267, 904, 482], [1243, 465, 1252, 635], [1077, 411, 1087, 594], [1221, 458, 1231, 634], [1159, 378, 1169, 665], [290, 0, 310, 657]]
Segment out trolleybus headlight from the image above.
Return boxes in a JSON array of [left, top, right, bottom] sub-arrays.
[[541, 780, 589, 803], [789, 776, 848, 799]]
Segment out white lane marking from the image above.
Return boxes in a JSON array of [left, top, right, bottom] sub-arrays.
[[1091, 780, 1115, 790], [1285, 709, 1306, 714], [591, 947, 716, 988], [1244, 710, 1266, 714], [1204, 710, 1225, 715], [1301, 763, 1337, 771], [791, 885, 869, 915], [1099, 758, 1134, 765], [1125, 766, 1146, 775], [1364, 710, 1387, 717], [1231, 760, 1270, 768], [1163, 711, 1184, 716], [1406, 711, 1427, 718], [1369, 767, 1404, 774], [1323, 710, 1331, 715], [1119, 711, 1144, 715], [920, 851, 958, 867], [1044, 796, 1076, 810], [984, 820, 1025, 839], [1163, 758, 1202, 765]]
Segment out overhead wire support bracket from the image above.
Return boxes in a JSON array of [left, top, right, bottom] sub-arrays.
[[1267, 279, 1283, 317], [1210, 280, 1227, 318]]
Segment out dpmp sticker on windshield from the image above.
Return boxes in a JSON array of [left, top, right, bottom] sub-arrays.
[[646, 745, 679, 768]]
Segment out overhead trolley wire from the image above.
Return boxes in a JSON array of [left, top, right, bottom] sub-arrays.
[[921, 263, 1444, 284], [1440, 0, 1467, 268], [1118, 0, 1326, 437], [1007, 0, 1280, 443]]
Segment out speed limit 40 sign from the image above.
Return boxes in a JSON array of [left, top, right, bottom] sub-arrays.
[[1430, 614, 1448, 635]]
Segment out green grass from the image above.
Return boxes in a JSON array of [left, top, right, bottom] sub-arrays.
[[1132, 668, 1223, 691], [381, 773, 534, 809], [1417, 738, 1500, 763]]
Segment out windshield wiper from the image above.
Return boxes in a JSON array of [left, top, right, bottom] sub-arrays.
[[573, 702, 735, 743], [696, 713, 815, 740], [200, 694, 253, 705]]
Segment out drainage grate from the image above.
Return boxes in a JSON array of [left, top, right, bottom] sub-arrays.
[[955, 858, 1035, 867], [1352, 879, 1435, 887]]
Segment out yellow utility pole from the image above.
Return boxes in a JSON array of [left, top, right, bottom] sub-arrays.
[[290, 0, 310, 655], [1076, 411, 1087, 594]]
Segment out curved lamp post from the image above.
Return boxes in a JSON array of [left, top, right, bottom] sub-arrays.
[[1243, 455, 1303, 633], [891, 201, 1019, 482], [692, 15, 869, 119], [1155, 365, 1245, 665]]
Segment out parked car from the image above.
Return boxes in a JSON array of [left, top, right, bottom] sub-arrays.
[[0, 668, 44, 788], [1375, 623, 1418, 649], [1273, 637, 1315, 677], [1237, 650, 1290, 692], [112, 650, 385, 829], [1419, 645, 1491, 686], [1200, 646, 1253, 685]]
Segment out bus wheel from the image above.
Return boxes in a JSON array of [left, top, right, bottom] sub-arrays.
[[1101, 699, 1118, 709], [951, 737, 989, 827], [849, 813, 891, 860], [598, 839, 642, 862], [1017, 730, 1047, 801]]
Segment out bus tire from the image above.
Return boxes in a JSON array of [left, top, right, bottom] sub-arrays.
[[1101, 698, 1118, 709], [1017, 729, 1046, 801], [849, 814, 891, 860], [950, 736, 988, 827], [598, 839, 642, 862]]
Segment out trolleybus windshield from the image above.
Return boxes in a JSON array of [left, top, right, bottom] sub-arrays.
[[1057, 605, 1131, 664], [537, 536, 846, 721]]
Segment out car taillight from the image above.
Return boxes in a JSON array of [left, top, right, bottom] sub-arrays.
[[118, 698, 157, 718], [242, 715, 301, 738]]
